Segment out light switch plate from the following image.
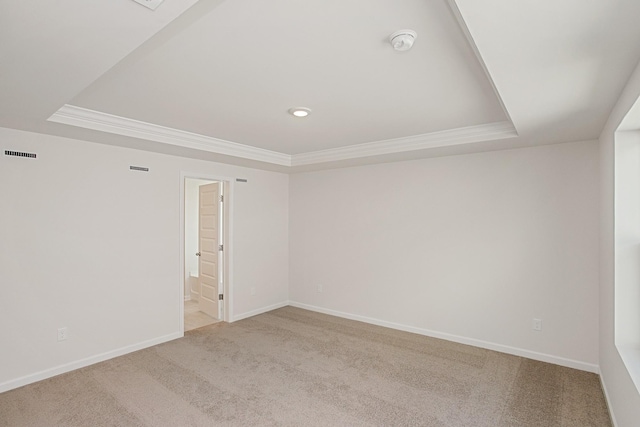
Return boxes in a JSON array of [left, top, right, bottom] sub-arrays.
[[132, 0, 165, 11]]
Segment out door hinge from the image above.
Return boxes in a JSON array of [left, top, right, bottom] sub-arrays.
[[219, 195, 224, 203], [219, 294, 224, 301], [219, 244, 223, 251]]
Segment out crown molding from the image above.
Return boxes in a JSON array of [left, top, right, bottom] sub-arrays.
[[290, 121, 517, 166], [49, 104, 517, 168], [48, 104, 291, 166]]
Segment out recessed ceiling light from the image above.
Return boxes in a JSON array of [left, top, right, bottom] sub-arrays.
[[288, 107, 311, 118]]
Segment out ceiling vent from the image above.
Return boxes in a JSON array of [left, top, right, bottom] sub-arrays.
[[389, 30, 417, 52], [132, 0, 164, 11]]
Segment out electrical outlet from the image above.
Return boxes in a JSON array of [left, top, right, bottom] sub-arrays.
[[317, 284, 323, 293], [250, 287, 256, 296], [532, 319, 542, 331], [57, 327, 68, 341]]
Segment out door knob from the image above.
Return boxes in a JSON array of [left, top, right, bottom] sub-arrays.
[[196, 252, 201, 256]]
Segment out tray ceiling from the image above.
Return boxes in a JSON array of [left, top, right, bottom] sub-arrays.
[[2, 0, 640, 171]]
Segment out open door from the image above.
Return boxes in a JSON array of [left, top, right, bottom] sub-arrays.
[[197, 182, 220, 319]]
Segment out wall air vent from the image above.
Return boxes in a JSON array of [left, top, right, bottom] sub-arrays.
[[130, 166, 149, 172], [5, 150, 36, 159], [132, 0, 164, 11], [236, 178, 248, 183]]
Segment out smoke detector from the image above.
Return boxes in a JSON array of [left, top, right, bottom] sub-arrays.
[[389, 30, 417, 52], [132, 0, 164, 10]]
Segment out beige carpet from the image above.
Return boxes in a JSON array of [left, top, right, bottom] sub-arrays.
[[0, 307, 611, 426]]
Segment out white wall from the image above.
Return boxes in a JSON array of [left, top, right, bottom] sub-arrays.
[[0, 126, 289, 392], [599, 60, 640, 427], [290, 141, 600, 370], [614, 131, 640, 348]]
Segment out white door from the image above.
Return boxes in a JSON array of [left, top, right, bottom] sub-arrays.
[[198, 183, 220, 319]]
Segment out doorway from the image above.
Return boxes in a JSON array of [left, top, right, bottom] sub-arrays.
[[181, 174, 232, 332]]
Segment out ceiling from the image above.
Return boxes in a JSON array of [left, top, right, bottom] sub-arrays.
[[2, 0, 640, 172]]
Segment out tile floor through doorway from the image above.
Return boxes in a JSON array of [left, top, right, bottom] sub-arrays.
[[184, 299, 219, 331]]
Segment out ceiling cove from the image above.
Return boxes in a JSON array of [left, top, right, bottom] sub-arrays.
[[49, 104, 517, 167]]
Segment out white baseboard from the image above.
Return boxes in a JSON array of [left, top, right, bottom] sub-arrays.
[[231, 301, 289, 322], [599, 373, 619, 427], [289, 301, 600, 374], [0, 332, 182, 394], [1, 302, 601, 394]]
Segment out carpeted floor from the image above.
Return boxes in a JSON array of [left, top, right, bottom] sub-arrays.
[[0, 307, 612, 426]]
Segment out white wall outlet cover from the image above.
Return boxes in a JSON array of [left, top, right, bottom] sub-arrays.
[[132, 0, 165, 11], [532, 319, 542, 331]]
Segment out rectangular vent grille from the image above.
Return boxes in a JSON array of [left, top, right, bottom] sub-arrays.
[[5, 150, 36, 159], [236, 178, 248, 183], [130, 166, 149, 172]]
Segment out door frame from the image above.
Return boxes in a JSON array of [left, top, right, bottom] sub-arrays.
[[179, 171, 234, 332]]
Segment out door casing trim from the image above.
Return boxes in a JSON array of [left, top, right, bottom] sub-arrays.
[[179, 171, 234, 332]]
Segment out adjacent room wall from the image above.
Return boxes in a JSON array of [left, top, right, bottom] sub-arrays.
[[599, 59, 640, 427], [0, 126, 289, 392], [289, 140, 600, 371]]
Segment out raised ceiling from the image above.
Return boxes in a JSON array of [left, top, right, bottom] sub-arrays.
[[3, 0, 640, 172]]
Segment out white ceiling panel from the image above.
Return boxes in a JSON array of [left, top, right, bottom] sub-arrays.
[[68, 0, 508, 155]]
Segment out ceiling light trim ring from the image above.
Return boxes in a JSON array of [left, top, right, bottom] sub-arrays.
[[288, 107, 312, 118]]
